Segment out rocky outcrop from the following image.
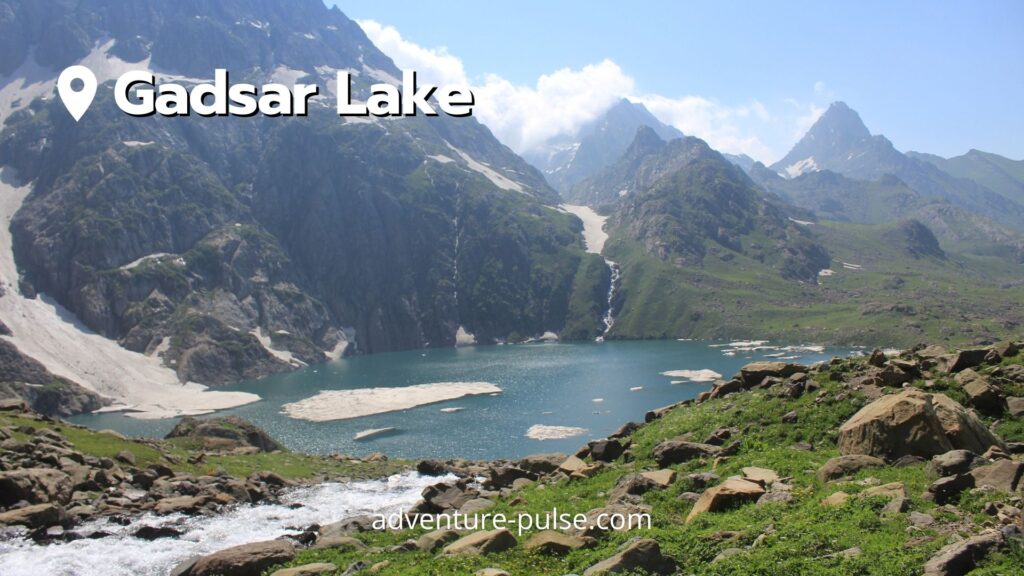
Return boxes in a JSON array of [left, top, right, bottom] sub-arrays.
[[685, 477, 765, 523], [837, 390, 1003, 460], [441, 529, 517, 556], [165, 416, 283, 453], [583, 538, 676, 576], [923, 530, 1006, 576], [0, 340, 108, 416]]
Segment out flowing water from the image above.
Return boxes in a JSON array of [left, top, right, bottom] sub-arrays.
[[0, 471, 445, 576]]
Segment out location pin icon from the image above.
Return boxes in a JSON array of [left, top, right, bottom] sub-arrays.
[[57, 65, 97, 122]]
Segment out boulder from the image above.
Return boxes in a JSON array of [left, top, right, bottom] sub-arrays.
[[652, 439, 720, 467], [931, 393, 1007, 454], [442, 529, 517, 556], [186, 540, 295, 576], [945, 349, 990, 373], [486, 465, 533, 489], [1006, 397, 1024, 418], [608, 474, 661, 504], [523, 531, 593, 554], [739, 362, 807, 387], [923, 530, 1005, 576], [927, 474, 974, 504], [0, 503, 66, 528], [165, 416, 282, 453], [741, 467, 779, 486], [569, 503, 651, 538], [460, 498, 496, 515], [821, 492, 850, 507], [589, 439, 626, 462], [860, 482, 907, 501], [155, 495, 208, 516], [516, 453, 566, 476], [838, 390, 1003, 460], [955, 370, 1003, 415], [686, 477, 765, 523], [817, 455, 886, 481], [583, 538, 676, 576], [0, 468, 73, 506], [927, 450, 982, 477], [312, 535, 367, 551], [270, 564, 338, 576], [416, 529, 461, 552], [640, 469, 677, 488], [969, 460, 1023, 494], [558, 455, 588, 474]]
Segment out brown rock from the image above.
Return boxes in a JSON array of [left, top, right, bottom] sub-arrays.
[[821, 492, 850, 507], [739, 362, 807, 387], [186, 540, 295, 576], [652, 439, 720, 467], [523, 530, 592, 554], [1006, 397, 1024, 418], [945, 349, 990, 373], [583, 538, 676, 576], [416, 529, 461, 552], [0, 503, 66, 528], [817, 455, 886, 481], [0, 468, 73, 506], [270, 563, 338, 576], [741, 467, 779, 486], [860, 482, 907, 500], [442, 529, 517, 555], [956, 370, 1003, 415], [686, 477, 765, 523], [969, 460, 1023, 494], [312, 535, 367, 551], [641, 469, 677, 487], [923, 530, 1004, 576], [931, 393, 1007, 454], [838, 390, 952, 459]]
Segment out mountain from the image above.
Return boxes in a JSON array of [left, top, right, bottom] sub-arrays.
[[770, 102, 1024, 230], [909, 149, 1024, 208], [525, 98, 683, 194], [0, 0, 607, 406], [606, 134, 831, 283]]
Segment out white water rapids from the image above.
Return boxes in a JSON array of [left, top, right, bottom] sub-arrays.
[[0, 472, 446, 576]]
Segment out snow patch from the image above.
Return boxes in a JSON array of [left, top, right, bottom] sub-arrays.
[[560, 204, 608, 254], [525, 424, 588, 440], [282, 382, 503, 422]]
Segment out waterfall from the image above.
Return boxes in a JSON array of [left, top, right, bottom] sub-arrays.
[[597, 258, 620, 342]]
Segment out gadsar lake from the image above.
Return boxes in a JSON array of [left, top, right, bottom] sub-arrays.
[[69, 340, 857, 460]]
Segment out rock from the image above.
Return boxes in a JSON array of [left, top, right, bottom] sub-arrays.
[[782, 410, 799, 423], [523, 530, 593, 554], [869, 348, 888, 367], [969, 460, 1023, 493], [609, 422, 642, 439], [882, 497, 910, 514], [474, 570, 509, 576], [821, 492, 850, 507], [270, 564, 338, 576], [570, 503, 652, 538], [992, 341, 1020, 358], [133, 525, 184, 540], [945, 349, 990, 373], [923, 530, 1004, 576], [956, 370, 1003, 415], [186, 540, 295, 576], [739, 362, 808, 387], [1006, 397, 1024, 417], [312, 534, 367, 551], [861, 482, 907, 501], [421, 482, 473, 511], [931, 393, 1007, 454], [608, 474, 662, 504], [927, 474, 974, 504], [415, 460, 450, 476], [892, 455, 926, 467], [155, 495, 208, 515], [0, 468, 73, 506], [0, 503, 66, 528], [558, 455, 588, 474], [878, 364, 913, 386], [517, 453, 566, 476], [686, 477, 765, 523], [589, 439, 626, 462], [460, 498, 496, 515], [583, 538, 676, 575], [416, 529, 461, 552], [652, 439, 720, 467], [166, 416, 282, 453], [909, 512, 935, 527], [442, 529, 517, 555], [741, 467, 779, 486], [927, 450, 982, 477], [838, 390, 1004, 460], [712, 547, 745, 563], [757, 492, 794, 506], [486, 465, 532, 489], [640, 469, 677, 488], [817, 455, 886, 481]]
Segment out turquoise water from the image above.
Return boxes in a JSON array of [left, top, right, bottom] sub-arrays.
[[69, 340, 853, 460]]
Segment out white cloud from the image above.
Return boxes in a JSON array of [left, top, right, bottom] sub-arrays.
[[357, 20, 791, 162]]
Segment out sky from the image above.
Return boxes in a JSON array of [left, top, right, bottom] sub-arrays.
[[330, 1, 1024, 163]]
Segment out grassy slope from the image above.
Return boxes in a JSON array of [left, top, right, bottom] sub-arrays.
[[0, 415, 407, 481], [604, 220, 1024, 348], [267, 351, 1024, 576]]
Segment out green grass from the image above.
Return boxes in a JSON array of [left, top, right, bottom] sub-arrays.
[[265, 353, 1024, 575], [0, 414, 408, 481]]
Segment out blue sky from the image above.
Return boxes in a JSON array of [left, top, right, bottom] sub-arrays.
[[331, 1, 1023, 162]]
